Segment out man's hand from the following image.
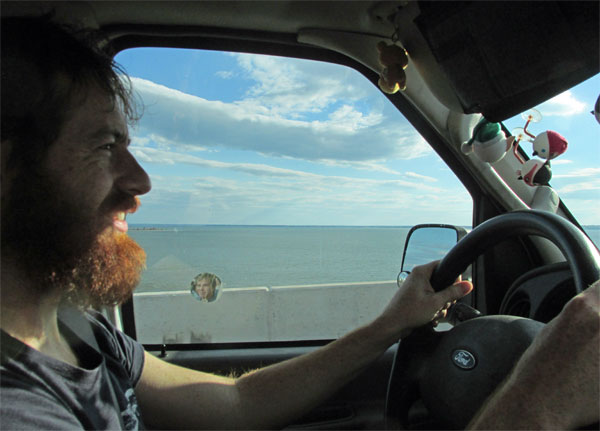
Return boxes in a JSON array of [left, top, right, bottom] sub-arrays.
[[469, 280, 600, 430], [376, 261, 473, 341]]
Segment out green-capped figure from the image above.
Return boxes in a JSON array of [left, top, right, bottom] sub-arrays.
[[461, 117, 513, 163]]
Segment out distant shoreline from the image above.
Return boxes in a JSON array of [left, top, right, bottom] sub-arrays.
[[129, 224, 599, 229], [130, 224, 453, 229]]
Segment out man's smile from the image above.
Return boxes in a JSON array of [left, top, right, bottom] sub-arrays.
[[113, 212, 128, 233], [111, 197, 141, 233]]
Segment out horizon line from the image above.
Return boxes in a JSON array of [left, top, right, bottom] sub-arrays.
[[129, 223, 600, 228]]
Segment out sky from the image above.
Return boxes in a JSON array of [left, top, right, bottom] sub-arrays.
[[116, 48, 600, 227]]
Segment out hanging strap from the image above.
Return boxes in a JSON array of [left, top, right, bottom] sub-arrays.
[[59, 307, 127, 430]]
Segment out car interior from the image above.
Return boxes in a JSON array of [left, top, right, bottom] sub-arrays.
[[3, 1, 599, 429]]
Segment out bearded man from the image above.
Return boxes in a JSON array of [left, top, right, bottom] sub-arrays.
[[1, 15, 598, 431], [1, 15, 153, 429]]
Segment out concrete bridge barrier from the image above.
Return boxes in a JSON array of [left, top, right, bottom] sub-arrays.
[[133, 281, 398, 344]]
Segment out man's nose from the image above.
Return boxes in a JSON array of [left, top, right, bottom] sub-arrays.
[[116, 150, 152, 196]]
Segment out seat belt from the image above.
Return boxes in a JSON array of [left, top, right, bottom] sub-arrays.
[[59, 306, 127, 430]]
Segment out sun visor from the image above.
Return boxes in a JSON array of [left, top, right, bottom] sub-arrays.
[[414, 1, 599, 122]]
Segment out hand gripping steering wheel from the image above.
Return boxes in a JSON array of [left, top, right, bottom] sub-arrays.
[[385, 210, 600, 429]]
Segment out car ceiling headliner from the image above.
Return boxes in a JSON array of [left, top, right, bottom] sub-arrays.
[[3, 1, 392, 35], [2, 1, 598, 121]]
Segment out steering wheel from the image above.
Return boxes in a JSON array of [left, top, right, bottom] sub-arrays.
[[385, 210, 600, 429]]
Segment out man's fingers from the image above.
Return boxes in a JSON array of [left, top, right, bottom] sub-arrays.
[[436, 280, 473, 307], [411, 260, 441, 278]]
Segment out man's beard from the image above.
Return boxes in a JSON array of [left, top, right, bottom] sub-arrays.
[[2, 167, 146, 308], [60, 229, 146, 308]]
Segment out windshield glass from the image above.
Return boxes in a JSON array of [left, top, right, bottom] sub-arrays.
[[502, 75, 600, 246], [116, 47, 472, 344]]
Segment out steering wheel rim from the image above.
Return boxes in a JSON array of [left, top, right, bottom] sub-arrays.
[[385, 210, 600, 429], [431, 210, 600, 293]]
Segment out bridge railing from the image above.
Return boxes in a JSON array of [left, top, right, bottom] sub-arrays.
[[133, 280, 398, 344]]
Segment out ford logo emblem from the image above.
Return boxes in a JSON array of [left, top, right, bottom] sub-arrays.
[[452, 349, 476, 370]]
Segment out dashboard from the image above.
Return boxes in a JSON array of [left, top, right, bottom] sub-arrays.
[[500, 262, 575, 323]]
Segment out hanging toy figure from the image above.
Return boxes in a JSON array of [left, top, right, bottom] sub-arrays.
[[510, 109, 568, 187], [461, 109, 569, 188], [532, 130, 568, 160], [517, 159, 552, 187], [461, 117, 514, 163], [377, 41, 408, 94]]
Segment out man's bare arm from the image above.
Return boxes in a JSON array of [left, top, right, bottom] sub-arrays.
[[135, 261, 472, 430], [468, 281, 600, 430]]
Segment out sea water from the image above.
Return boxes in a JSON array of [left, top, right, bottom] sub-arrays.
[[129, 226, 411, 292], [129, 225, 600, 293]]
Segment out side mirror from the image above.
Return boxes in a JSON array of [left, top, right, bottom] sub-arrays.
[[398, 224, 469, 286]]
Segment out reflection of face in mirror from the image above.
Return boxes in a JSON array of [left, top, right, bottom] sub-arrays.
[[190, 273, 221, 303]]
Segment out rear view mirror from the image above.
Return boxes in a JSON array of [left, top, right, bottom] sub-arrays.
[[398, 225, 468, 285]]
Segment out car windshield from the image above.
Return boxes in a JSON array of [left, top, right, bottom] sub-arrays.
[[115, 47, 597, 345], [116, 47, 472, 344]]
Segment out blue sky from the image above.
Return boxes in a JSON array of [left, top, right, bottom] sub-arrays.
[[116, 48, 599, 227]]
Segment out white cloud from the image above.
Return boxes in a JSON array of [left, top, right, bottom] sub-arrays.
[[215, 70, 234, 79], [134, 166, 470, 226], [551, 159, 573, 165], [132, 146, 443, 193], [133, 147, 310, 178], [124, 53, 469, 226], [130, 76, 430, 162], [404, 172, 438, 182], [326, 105, 383, 132], [235, 54, 368, 118], [553, 167, 600, 179], [536, 90, 587, 117], [555, 177, 600, 195]]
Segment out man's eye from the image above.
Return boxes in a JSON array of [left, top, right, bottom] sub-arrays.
[[99, 143, 116, 151]]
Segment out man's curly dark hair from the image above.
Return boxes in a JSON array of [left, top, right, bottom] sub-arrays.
[[1, 15, 139, 168]]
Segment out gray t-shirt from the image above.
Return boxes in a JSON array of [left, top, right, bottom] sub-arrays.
[[1, 311, 146, 430]]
